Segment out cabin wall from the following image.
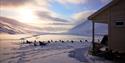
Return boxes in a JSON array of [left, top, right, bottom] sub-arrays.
[[109, 0, 125, 53]]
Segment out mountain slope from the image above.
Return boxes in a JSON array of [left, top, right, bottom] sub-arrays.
[[68, 20, 108, 36], [0, 16, 45, 34]]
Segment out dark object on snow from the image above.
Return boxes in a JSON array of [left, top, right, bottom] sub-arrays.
[[50, 40, 53, 42], [39, 41, 47, 46], [34, 40, 37, 46], [71, 40, 74, 43], [26, 40, 32, 44], [55, 41, 58, 42], [103, 49, 114, 60], [80, 40, 82, 43], [101, 35, 108, 46], [92, 35, 108, 55], [85, 40, 88, 42], [48, 41, 50, 43], [62, 40, 64, 43]]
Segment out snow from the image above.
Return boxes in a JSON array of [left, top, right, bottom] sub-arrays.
[[0, 17, 47, 34], [0, 34, 113, 63], [68, 20, 108, 36]]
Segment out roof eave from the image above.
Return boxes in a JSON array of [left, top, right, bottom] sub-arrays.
[[88, 0, 120, 21]]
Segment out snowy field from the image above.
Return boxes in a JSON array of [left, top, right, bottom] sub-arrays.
[[0, 34, 113, 63]]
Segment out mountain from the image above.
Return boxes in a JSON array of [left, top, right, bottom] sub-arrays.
[[0, 16, 108, 35], [68, 20, 108, 36], [0, 16, 45, 34]]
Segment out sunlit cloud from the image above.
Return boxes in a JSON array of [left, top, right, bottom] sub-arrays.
[[33, 0, 50, 7], [36, 11, 69, 22], [0, 0, 111, 33], [16, 7, 38, 23], [72, 10, 95, 21]]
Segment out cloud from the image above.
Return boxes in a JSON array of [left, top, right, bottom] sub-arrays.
[[36, 11, 69, 22], [57, 0, 87, 5], [32, 0, 50, 7], [40, 26, 70, 32], [72, 10, 95, 21], [48, 22, 73, 25], [1, 0, 112, 33], [36, 22, 73, 33], [0, 0, 52, 7], [0, 0, 31, 6], [35, 10, 74, 33]]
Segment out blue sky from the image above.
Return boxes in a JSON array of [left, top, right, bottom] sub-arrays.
[[49, 0, 111, 20], [0, 0, 112, 33]]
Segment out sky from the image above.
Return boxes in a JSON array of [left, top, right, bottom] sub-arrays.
[[0, 0, 112, 33]]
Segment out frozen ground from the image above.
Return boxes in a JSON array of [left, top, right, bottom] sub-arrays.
[[0, 34, 113, 63]]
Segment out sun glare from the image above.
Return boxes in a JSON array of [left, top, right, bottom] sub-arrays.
[[17, 8, 37, 24]]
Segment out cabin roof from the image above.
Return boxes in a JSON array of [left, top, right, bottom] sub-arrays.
[[88, 0, 121, 23]]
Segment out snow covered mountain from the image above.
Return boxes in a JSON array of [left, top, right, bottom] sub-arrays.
[[68, 20, 108, 36], [0, 16, 108, 35], [0, 16, 45, 34]]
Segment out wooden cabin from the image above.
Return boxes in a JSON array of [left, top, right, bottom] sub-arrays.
[[88, 0, 125, 53]]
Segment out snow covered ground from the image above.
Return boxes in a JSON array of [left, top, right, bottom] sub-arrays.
[[0, 34, 113, 63]]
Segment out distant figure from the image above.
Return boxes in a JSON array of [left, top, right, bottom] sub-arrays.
[[39, 41, 47, 46], [71, 40, 74, 43], [50, 40, 53, 42], [80, 40, 82, 43], [26, 40, 32, 44], [85, 40, 88, 42], [48, 40, 50, 43], [62, 40, 64, 43], [34, 40, 37, 46]]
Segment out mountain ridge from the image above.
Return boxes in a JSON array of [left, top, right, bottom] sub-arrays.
[[0, 16, 46, 34]]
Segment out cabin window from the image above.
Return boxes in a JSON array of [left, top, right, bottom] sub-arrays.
[[115, 21, 125, 27]]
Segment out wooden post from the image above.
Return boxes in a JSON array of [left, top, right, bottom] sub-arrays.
[[92, 21, 95, 51]]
